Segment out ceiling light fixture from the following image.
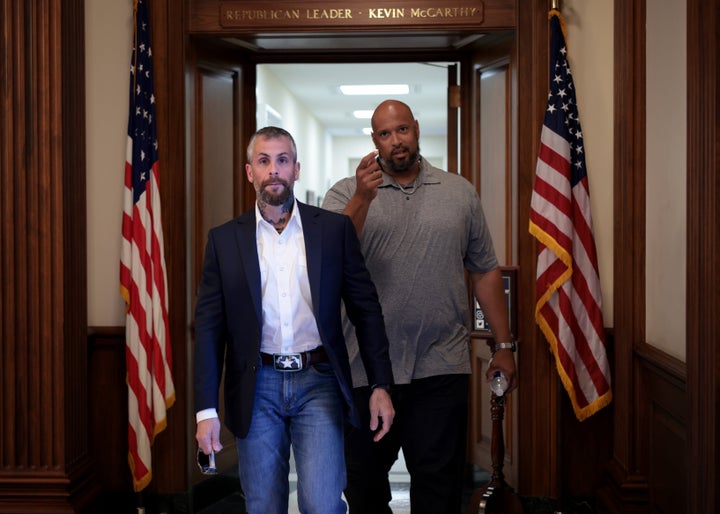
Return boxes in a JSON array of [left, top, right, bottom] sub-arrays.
[[340, 84, 410, 95], [353, 110, 373, 119]]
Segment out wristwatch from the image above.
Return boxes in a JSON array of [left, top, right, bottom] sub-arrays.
[[494, 341, 517, 352]]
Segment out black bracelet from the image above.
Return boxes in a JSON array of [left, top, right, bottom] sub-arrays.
[[371, 383, 392, 393]]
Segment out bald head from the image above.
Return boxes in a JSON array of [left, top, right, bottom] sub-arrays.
[[371, 100, 416, 132], [370, 99, 421, 178]]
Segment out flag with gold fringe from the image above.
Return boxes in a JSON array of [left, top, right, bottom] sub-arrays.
[[119, 0, 175, 491], [529, 9, 612, 421]]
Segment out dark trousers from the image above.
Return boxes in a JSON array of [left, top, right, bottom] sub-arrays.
[[344, 374, 470, 514]]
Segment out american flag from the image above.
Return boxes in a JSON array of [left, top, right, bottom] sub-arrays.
[[119, 0, 175, 492], [529, 10, 612, 421]]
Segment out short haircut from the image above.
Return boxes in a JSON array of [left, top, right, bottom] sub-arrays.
[[246, 126, 298, 163]]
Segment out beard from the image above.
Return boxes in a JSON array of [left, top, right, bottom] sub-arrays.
[[378, 144, 421, 175], [258, 178, 292, 206]]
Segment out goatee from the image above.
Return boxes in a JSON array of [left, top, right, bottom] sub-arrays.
[[379, 145, 421, 174], [259, 178, 292, 206]]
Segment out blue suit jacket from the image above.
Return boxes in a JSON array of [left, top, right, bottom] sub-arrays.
[[193, 202, 393, 438]]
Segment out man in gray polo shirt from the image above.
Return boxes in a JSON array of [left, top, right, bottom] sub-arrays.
[[322, 99, 517, 514]]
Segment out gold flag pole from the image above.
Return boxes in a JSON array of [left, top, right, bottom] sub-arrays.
[[551, 0, 560, 11]]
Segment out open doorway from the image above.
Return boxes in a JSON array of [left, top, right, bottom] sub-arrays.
[[255, 62, 453, 205], [188, 34, 517, 511]]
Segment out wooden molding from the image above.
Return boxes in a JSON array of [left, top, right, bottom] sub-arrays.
[[686, 0, 720, 511], [515, 0, 562, 498], [0, 0, 97, 511]]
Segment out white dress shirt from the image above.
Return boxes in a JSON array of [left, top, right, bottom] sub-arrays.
[[255, 200, 323, 355]]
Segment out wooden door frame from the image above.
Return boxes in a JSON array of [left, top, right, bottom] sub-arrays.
[[182, 40, 561, 498]]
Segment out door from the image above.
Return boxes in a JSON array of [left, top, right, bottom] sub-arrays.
[[463, 37, 519, 487], [187, 42, 256, 478], [448, 57, 520, 487]]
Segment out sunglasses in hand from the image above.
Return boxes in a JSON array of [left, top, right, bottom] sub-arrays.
[[196, 449, 217, 475]]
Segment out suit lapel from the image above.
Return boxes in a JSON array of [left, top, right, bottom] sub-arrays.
[[299, 203, 323, 316], [234, 210, 263, 324]]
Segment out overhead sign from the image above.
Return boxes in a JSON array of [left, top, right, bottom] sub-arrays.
[[219, 1, 485, 29]]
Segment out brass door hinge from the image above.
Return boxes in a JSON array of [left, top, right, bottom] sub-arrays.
[[448, 84, 461, 108]]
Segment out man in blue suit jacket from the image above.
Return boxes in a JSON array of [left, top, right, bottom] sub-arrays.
[[194, 126, 394, 514]]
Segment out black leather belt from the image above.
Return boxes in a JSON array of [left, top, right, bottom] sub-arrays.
[[260, 347, 328, 371]]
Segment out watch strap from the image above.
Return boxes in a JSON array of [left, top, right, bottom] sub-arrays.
[[494, 342, 516, 352]]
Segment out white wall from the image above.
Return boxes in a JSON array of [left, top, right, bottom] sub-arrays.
[[645, 0, 687, 359], [480, 69, 509, 265], [564, 0, 686, 360], [256, 66, 327, 205], [563, 0, 615, 327], [85, 0, 132, 326]]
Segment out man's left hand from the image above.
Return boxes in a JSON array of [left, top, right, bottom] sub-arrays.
[[368, 387, 395, 442], [486, 349, 518, 393]]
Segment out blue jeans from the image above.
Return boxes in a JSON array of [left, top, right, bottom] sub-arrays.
[[236, 362, 347, 514]]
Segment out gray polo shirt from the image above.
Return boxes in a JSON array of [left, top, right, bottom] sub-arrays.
[[322, 158, 498, 385]]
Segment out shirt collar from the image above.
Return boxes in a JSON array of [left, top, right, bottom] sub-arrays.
[[379, 156, 442, 189]]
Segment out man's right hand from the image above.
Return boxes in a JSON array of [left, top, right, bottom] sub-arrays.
[[196, 417, 223, 455], [343, 150, 384, 236], [355, 150, 383, 201]]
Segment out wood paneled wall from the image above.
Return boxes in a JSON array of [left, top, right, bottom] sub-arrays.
[[686, 0, 720, 512], [0, 0, 190, 511], [597, 0, 719, 512], [636, 344, 687, 514], [663, 0, 713, 512], [0, 0, 96, 512]]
